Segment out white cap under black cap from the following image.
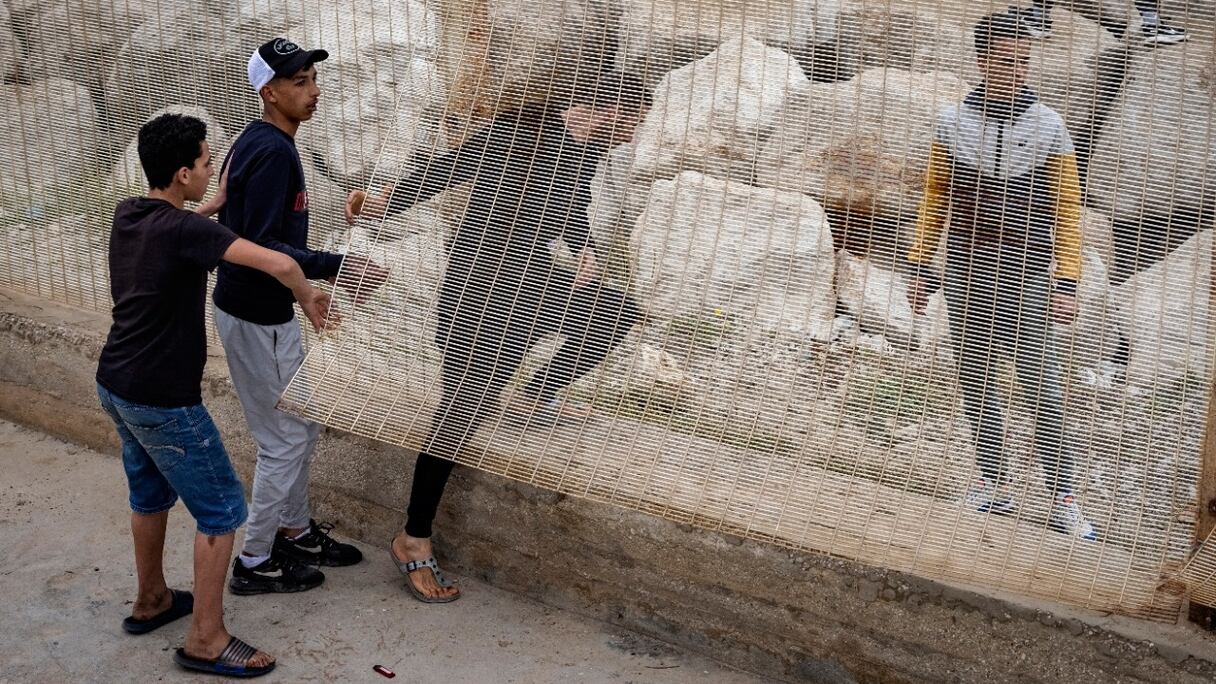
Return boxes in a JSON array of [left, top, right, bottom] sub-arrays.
[[248, 37, 329, 93]]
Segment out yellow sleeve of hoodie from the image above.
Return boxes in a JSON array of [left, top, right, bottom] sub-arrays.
[[907, 140, 952, 269], [1047, 151, 1083, 288]]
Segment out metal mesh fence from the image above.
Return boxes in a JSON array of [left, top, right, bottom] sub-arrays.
[[1, 0, 1214, 623]]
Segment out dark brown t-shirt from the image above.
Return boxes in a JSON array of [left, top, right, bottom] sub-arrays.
[[97, 197, 238, 407]]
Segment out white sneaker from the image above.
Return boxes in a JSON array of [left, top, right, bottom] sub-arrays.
[[961, 477, 1016, 515], [1142, 22, 1188, 46], [1022, 10, 1052, 39], [1049, 492, 1098, 541]]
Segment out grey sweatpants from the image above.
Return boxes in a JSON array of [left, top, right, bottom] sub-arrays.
[[215, 306, 321, 557], [943, 244, 1075, 495]]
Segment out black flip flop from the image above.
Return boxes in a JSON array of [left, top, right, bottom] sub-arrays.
[[174, 636, 276, 678], [121, 589, 194, 635]]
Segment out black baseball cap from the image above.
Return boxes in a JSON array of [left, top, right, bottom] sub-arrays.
[[248, 37, 329, 92]]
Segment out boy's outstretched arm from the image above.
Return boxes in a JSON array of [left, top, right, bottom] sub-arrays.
[[222, 238, 336, 332]]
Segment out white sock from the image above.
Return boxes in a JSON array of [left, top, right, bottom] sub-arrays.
[[289, 528, 311, 541], [240, 553, 271, 568], [1141, 11, 1160, 27]]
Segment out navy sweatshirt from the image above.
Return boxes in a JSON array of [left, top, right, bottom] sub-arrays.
[[213, 121, 343, 325]]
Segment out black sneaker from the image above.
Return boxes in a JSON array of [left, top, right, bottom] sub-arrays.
[[273, 519, 363, 567], [228, 553, 325, 595], [1142, 22, 1188, 46]]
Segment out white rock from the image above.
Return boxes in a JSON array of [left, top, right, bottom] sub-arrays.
[[103, 4, 294, 146], [587, 143, 668, 293], [631, 171, 836, 338], [0, 215, 108, 307], [356, 230, 446, 306], [297, 56, 444, 182], [576, 339, 691, 413], [295, 0, 444, 180], [833, 252, 899, 350], [1115, 230, 1211, 389], [756, 68, 969, 258], [1087, 41, 1216, 247], [587, 145, 638, 255], [810, 2, 1117, 103], [437, 0, 618, 124], [1080, 208, 1116, 271], [854, 333, 894, 356], [15, 0, 157, 94], [632, 342, 689, 388], [835, 250, 953, 353], [1073, 360, 1125, 390], [809, 0, 975, 83], [629, 36, 809, 182], [1060, 0, 1135, 27], [0, 79, 99, 196], [304, 0, 439, 62], [836, 251, 914, 347], [1025, 7, 1124, 137], [919, 289, 953, 362], [109, 107, 230, 192], [617, 0, 835, 83]]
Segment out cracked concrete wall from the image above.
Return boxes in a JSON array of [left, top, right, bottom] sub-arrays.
[[2, 286, 1214, 684]]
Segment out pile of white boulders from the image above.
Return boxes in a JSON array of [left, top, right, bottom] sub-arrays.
[[1, 0, 1210, 397]]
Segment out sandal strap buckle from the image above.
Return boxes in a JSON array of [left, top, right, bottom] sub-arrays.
[[403, 557, 439, 574]]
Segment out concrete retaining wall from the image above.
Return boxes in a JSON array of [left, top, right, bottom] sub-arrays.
[[2, 286, 1214, 683]]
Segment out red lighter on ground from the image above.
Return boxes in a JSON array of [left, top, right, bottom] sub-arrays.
[[373, 664, 396, 678]]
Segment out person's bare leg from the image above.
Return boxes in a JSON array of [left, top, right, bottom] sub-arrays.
[[130, 510, 172, 620], [183, 532, 274, 668], [392, 532, 460, 601]]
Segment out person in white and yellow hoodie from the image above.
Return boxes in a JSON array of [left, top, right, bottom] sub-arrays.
[[906, 9, 1097, 541]]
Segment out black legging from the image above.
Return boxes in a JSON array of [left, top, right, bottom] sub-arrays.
[[1031, 0, 1161, 38], [404, 269, 639, 538]]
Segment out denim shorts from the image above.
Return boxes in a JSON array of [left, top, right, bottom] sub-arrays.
[[97, 383, 248, 536]]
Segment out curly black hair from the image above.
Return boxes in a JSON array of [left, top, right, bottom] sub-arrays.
[[137, 113, 208, 190]]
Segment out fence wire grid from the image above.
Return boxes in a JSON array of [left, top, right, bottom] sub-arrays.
[[1, 0, 1215, 624]]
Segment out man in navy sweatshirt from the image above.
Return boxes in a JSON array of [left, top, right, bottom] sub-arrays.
[[213, 37, 387, 595]]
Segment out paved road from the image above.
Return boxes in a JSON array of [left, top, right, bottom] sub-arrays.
[[0, 419, 772, 683]]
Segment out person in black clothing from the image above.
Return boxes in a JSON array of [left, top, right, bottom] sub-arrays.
[[1024, 0, 1188, 45], [348, 71, 651, 603], [96, 113, 332, 677]]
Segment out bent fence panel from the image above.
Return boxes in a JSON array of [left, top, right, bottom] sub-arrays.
[[2, 0, 1214, 624]]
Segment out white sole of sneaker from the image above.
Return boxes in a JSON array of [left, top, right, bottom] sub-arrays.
[[1144, 34, 1188, 46]]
